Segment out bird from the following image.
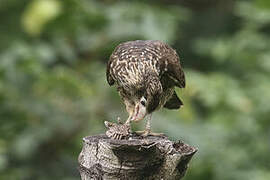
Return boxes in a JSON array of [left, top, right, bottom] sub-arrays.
[[106, 40, 185, 137]]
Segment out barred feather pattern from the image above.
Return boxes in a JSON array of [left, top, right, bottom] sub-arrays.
[[107, 40, 185, 113]]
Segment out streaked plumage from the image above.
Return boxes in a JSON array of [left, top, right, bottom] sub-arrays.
[[106, 40, 185, 137]]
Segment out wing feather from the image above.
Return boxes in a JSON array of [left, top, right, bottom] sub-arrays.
[[106, 56, 115, 86], [160, 51, 185, 88], [164, 91, 183, 109]]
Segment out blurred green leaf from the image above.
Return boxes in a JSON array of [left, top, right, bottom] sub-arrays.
[[22, 0, 62, 36], [1, 0, 270, 179]]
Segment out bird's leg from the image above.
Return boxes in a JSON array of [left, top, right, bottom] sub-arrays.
[[125, 110, 133, 126], [135, 114, 151, 136], [135, 114, 164, 137], [144, 114, 152, 135], [124, 100, 134, 128]]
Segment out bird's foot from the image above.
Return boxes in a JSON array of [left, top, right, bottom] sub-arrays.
[[104, 117, 131, 140], [135, 130, 165, 137]]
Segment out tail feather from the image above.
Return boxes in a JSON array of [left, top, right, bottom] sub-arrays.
[[163, 91, 183, 109]]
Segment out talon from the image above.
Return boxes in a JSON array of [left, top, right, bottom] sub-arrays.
[[135, 130, 164, 137], [141, 130, 150, 137]]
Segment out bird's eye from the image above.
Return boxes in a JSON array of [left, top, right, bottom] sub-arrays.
[[140, 100, 146, 106]]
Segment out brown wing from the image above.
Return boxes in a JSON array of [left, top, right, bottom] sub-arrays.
[[159, 45, 185, 89], [106, 56, 115, 86], [166, 53, 185, 88], [106, 41, 133, 86], [164, 91, 183, 109], [107, 40, 185, 88], [106, 43, 122, 86]]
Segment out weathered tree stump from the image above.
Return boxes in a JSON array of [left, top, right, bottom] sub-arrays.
[[78, 134, 197, 180]]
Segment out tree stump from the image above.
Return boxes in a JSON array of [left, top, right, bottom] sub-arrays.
[[78, 134, 197, 180]]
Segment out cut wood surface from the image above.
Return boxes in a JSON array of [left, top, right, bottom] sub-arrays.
[[78, 134, 197, 180]]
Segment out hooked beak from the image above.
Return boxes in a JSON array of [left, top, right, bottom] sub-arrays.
[[131, 103, 147, 122]]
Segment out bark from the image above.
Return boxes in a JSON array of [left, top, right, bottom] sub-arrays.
[[78, 134, 197, 180]]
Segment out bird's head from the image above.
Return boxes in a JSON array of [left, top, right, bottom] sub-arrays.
[[131, 72, 163, 122], [132, 96, 147, 122], [132, 89, 162, 122]]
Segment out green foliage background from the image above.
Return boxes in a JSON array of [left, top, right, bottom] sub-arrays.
[[0, 0, 270, 179]]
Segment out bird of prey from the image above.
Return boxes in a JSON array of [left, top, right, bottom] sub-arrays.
[[106, 40, 185, 137]]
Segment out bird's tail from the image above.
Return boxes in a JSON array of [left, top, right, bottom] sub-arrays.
[[163, 91, 183, 109]]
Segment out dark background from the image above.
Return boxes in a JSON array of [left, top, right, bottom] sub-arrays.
[[1, 0, 270, 179]]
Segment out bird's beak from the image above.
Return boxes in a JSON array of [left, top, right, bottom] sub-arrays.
[[132, 103, 147, 122]]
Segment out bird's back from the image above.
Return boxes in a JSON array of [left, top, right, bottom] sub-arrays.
[[107, 40, 184, 90]]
